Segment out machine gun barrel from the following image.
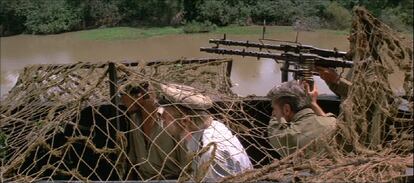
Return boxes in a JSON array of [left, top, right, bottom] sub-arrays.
[[200, 47, 353, 68], [209, 39, 347, 58]]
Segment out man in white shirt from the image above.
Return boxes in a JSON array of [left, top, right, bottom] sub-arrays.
[[156, 83, 253, 182]]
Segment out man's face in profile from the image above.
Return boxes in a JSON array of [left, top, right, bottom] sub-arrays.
[[271, 100, 284, 121], [158, 106, 186, 137], [121, 91, 151, 114], [120, 82, 153, 113]]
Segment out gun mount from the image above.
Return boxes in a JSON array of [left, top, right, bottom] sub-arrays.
[[200, 36, 353, 88]]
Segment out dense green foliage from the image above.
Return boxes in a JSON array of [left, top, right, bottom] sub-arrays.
[[183, 21, 217, 33], [1, 0, 412, 36], [325, 2, 352, 29], [20, 0, 81, 34]]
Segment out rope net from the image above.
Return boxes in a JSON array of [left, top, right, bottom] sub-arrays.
[[223, 7, 414, 182], [0, 8, 412, 182]]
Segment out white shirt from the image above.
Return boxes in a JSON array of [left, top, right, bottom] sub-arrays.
[[187, 120, 253, 182]]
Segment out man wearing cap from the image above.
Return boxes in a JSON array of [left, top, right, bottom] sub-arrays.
[[120, 81, 189, 180], [267, 81, 337, 158], [156, 83, 253, 182]]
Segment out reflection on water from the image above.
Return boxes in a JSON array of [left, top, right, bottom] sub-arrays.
[[1, 30, 351, 98], [231, 58, 286, 96]]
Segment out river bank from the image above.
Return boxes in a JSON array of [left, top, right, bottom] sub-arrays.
[[73, 25, 349, 40]]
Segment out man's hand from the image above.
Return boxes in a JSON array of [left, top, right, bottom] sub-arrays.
[[303, 81, 318, 105], [316, 66, 340, 84], [303, 81, 327, 116]]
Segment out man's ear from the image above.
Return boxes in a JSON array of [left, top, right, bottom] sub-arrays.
[[282, 104, 292, 116]]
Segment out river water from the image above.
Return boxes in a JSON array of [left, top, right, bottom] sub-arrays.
[[1, 29, 351, 98]]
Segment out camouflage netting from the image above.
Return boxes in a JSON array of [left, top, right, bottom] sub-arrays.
[[0, 7, 412, 183], [0, 58, 255, 181], [223, 7, 414, 183]]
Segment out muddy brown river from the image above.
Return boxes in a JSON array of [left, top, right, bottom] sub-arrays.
[[1, 29, 352, 98]]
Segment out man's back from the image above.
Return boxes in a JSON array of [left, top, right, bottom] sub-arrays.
[[268, 108, 336, 157], [189, 120, 253, 181]]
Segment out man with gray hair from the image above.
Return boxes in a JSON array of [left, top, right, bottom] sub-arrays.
[[267, 81, 337, 157]]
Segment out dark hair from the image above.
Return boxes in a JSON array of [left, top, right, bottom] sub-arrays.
[[121, 81, 150, 99]]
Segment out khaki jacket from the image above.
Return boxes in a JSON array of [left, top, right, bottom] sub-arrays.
[[127, 113, 190, 180], [327, 77, 352, 99], [268, 108, 337, 158]]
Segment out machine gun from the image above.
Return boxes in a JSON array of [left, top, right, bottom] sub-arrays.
[[200, 35, 353, 88]]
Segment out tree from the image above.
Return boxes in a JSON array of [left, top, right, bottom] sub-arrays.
[[250, 0, 295, 25], [15, 0, 81, 34], [197, 0, 233, 26], [183, 0, 201, 22], [0, 0, 26, 36]]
